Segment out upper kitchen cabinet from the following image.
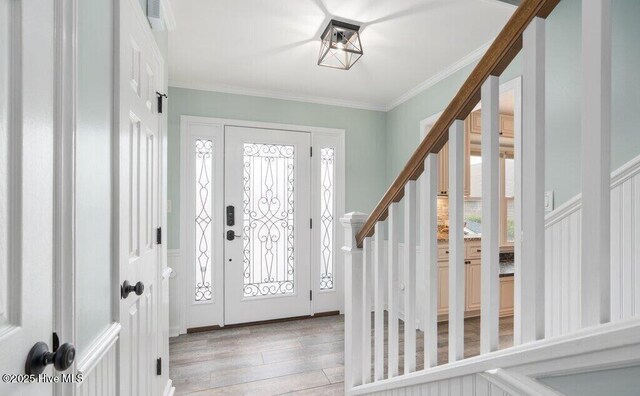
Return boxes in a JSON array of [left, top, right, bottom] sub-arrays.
[[437, 121, 471, 196], [467, 110, 515, 138]]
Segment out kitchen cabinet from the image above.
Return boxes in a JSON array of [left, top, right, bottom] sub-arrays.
[[499, 276, 514, 316], [438, 265, 448, 315], [467, 110, 514, 138], [436, 240, 513, 319], [437, 142, 449, 195], [465, 259, 482, 312], [437, 122, 471, 196]]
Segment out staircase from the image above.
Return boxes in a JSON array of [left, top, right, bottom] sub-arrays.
[[340, 0, 640, 394]]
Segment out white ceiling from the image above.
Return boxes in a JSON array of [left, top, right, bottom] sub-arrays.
[[168, 0, 515, 111]]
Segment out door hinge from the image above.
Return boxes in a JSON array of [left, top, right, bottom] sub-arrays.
[[156, 92, 168, 114], [310, 218, 313, 229], [156, 227, 162, 245], [310, 290, 313, 301], [156, 357, 162, 375], [310, 147, 313, 157]]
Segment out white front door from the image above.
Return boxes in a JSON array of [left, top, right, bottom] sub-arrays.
[[224, 126, 311, 324], [118, 0, 162, 394], [0, 0, 55, 394]]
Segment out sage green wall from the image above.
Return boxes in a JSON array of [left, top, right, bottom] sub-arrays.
[[167, 88, 387, 249], [385, 0, 640, 207], [540, 365, 640, 396]]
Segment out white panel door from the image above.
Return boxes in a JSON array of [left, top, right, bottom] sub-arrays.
[[118, 0, 162, 394], [0, 0, 55, 394], [224, 126, 311, 324]]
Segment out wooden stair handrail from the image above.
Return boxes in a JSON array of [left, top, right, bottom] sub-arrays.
[[355, 0, 561, 247]]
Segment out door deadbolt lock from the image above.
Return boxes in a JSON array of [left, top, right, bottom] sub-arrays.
[[226, 230, 239, 241], [226, 205, 235, 226]]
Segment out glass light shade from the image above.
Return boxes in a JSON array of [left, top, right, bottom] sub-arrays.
[[318, 20, 363, 70]]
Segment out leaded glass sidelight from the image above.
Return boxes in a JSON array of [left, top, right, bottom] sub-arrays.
[[242, 143, 295, 297], [320, 148, 335, 290], [194, 139, 213, 302]]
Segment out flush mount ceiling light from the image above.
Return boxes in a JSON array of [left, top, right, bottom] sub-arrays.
[[318, 19, 363, 70]]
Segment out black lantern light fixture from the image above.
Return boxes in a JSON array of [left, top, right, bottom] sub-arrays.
[[318, 19, 363, 70]]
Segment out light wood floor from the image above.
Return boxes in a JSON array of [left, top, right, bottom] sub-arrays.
[[170, 314, 514, 395]]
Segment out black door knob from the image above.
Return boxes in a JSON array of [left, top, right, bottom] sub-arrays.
[[25, 341, 75, 375], [121, 280, 144, 299]]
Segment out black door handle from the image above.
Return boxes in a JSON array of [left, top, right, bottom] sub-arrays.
[[121, 280, 144, 299], [25, 341, 75, 375], [227, 230, 240, 241]]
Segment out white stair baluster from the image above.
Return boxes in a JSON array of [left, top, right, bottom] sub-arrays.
[[374, 222, 386, 381], [388, 203, 400, 377], [449, 120, 465, 362], [581, 0, 612, 328], [362, 236, 373, 383], [520, 17, 546, 344], [422, 155, 438, 368], [404, 181, 417, 373], [481, 75, 500, 354]]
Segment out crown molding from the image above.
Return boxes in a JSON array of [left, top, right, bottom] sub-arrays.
[[168, 80, 388, 112], [384, 40, 494, 111], [161, 0, 176, 31]]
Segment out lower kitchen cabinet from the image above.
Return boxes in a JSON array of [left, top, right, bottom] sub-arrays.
[[465, 260, 482, 312], [436, 256, 514, 319], [499, 276, 514, 316]]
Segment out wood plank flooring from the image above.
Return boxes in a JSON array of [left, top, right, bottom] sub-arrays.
[[170, 314, 514, 395]]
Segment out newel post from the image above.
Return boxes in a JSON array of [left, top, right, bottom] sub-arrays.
[[341, 212, 368, 394]]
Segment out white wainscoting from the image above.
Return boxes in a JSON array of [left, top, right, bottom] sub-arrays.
[[75, 323, 120, 396], [545, 153, 640, 337]]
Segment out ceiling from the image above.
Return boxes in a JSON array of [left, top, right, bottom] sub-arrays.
[[168, 0, 516, 111]]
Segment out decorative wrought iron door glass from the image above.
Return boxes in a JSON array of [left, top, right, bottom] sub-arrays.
[[242, 143, 295, 297], [195, 139, 213, 302], [320, 148, 335, 290]]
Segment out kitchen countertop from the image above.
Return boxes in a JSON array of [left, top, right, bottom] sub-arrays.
[[437, 235, 482, 243]]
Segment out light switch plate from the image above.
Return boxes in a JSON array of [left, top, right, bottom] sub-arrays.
[[167, 199, 172, 213], [544, 191, 554, 212]]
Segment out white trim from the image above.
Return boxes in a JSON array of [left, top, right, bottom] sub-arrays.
[[386, 40, 493, 111], [53, 0, 78, 394], [76, 322, 121, 376], [169, 80, 387, 112], [161, 0, 176, 32]]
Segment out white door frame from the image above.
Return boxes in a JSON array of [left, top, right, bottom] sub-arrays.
[[51, 0, 170, 394], [179, 116, 345, 333], [51, 0, 124, 394]]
